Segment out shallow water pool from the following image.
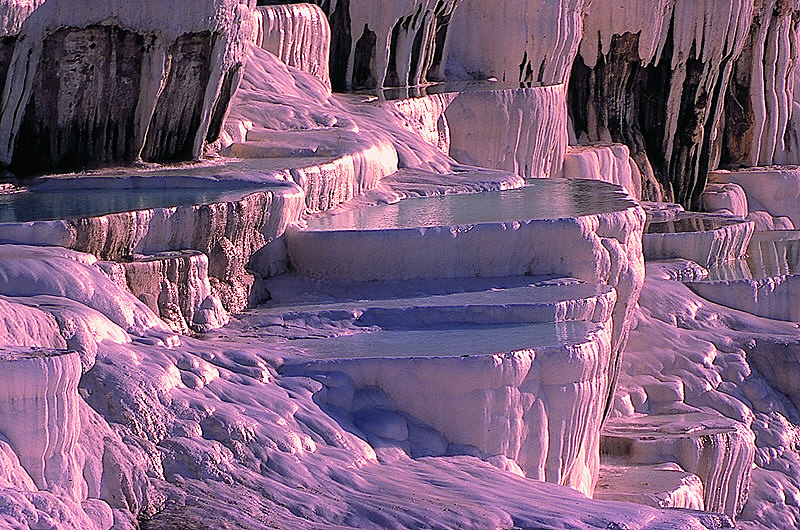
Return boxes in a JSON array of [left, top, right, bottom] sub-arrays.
[[0, 186, 266, 223], [305, 179, 635, 232], [287, 321, 595, 359]]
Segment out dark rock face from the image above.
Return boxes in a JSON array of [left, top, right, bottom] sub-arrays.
[[8, 28, 242, 174], [11, 26, 145, 174], [569, 33, 660, 199], [569, 30, 738, 208], [0, 36, 17, 96], [295, 0, 460, 90], [0, 0, 255, 176], [141, 32, 214, 162]]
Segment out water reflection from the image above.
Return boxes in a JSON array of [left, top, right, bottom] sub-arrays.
[[307, 179, 636, 232], [705, 231, 800, 281], [362, 80, 548, 101], [288, 321, 592, 359], [645, 216, 739, 234], [0, 186, 267, 223]]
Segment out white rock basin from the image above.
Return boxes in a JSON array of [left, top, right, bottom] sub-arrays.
[[302, 178, 633, 232], [288, 179, 641, 284], [643, 213, 754, 267], [261, 275, 616, 327], [281, 319, 613, 497]]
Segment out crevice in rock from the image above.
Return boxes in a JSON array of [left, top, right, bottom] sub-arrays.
[[141, 31, 214, 162], [352, 24, 377, 90]]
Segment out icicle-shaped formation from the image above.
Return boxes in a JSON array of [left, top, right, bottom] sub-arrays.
[[0, 349, 83, 500], [253, 4, 331, 88], [306, 0, 460, 90], [447, 0, 590, 85], [0, 0, 256, 175], [724, 0, 800, 167], [572, 0, 757, 206]]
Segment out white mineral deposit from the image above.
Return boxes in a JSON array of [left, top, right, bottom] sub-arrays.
[[1, 1, 800, 529]]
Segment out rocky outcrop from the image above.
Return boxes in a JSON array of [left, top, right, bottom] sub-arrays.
[[709, 166, 800, 227], [570, 0, 756, 206], [445, 83, 568, 178], [0, 184, 306, 314], [378, 82, 568, 178], [0, 1, 43, 96], [722, 0, 800, 167], [700, 182, 749, 218], [602, 413, 755, 517], [287, 180, 646, 422], [447, 0, 590, 85], [253, 4, 331, 88], [283, 321, 614, 497], [643, 213, 755, 267], [595, 463, 705, 510], [99, 251, 229, 334], [294, 0, 460, 90], [563, 144, 642, 200], [0, 0, 256, 175]]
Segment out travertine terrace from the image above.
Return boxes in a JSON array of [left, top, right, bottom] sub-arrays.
[[1, 1, 800, 529]]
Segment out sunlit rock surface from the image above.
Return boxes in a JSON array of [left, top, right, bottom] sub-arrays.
[[643, 213, 755, 267], [253, 4, 330, 88], [0, 0, 256, 174], [99, 251, 229, 334], [563, 143, 642, 200], [700, 182, 749, 219], [260, 274, 618, 495], [620, 262, 800, 528], [445, 83, 568, 178], [447, 0, 589, 84], [3, 0, 800, 528], [710, 166, 800, 228], [722, 0, 800, 168], [375, 80, 569, 178], [283, 321, 613, 496], [686, 230, 800, 322], [0, 349, 83, 499], [595, 463, 706, 510], [602, 412, 755, 517], [0, 177, 306, 314]]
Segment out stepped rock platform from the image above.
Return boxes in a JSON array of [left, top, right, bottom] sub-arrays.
[[686, 230, 800, 321], [709, 166, 800, 228], [260, 275, 616, 328], [261, 274, 616, 497], [288, 178, 642, 282], [643, 212, 755, 267], [595, 463, 705, 510], [287, 178, 644, 371], [602, 413, 755, 517]]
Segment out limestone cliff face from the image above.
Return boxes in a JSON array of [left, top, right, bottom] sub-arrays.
[[447, 0, 590, 85], [0, 0, 256, 175], [267, 0, 460, 90], [570, 0, 757, 207], [723, 0, 800, 167]]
